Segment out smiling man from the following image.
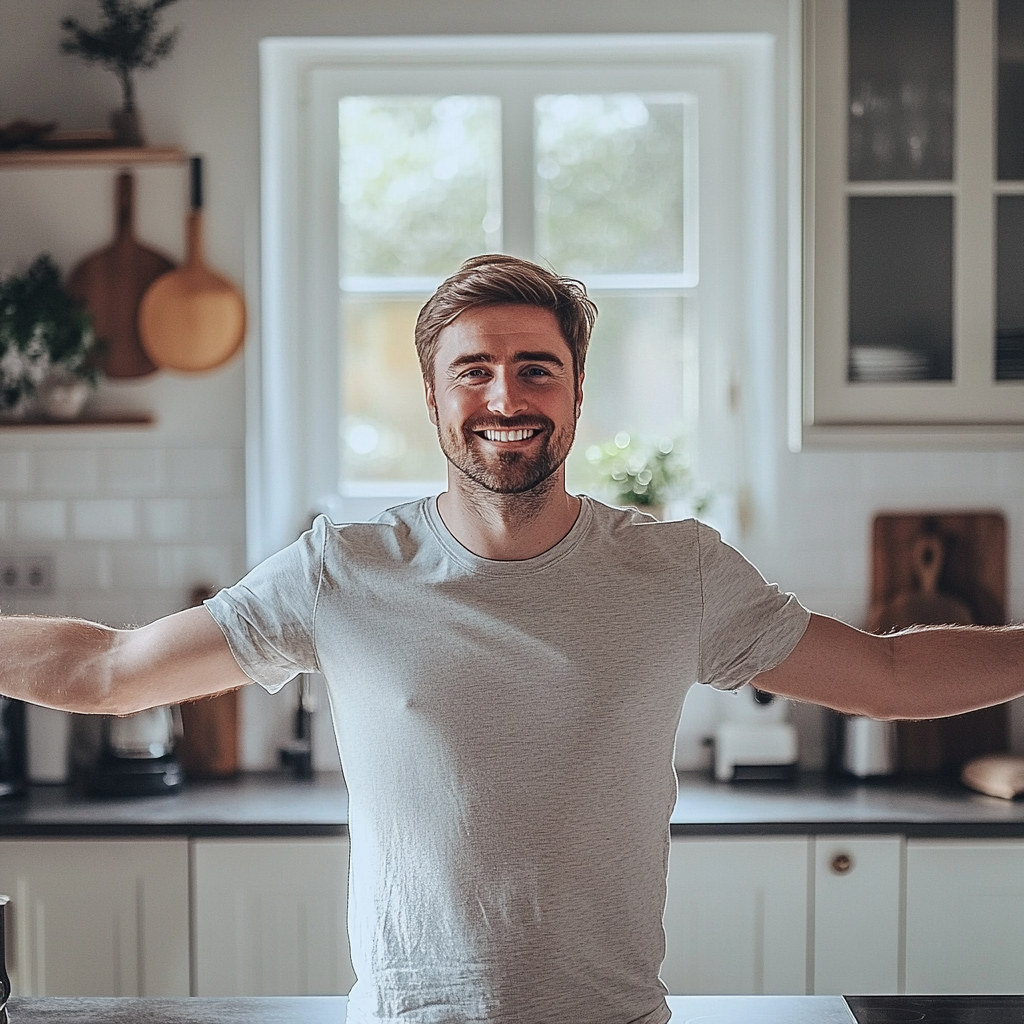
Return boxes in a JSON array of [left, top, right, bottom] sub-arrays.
[[2, 254, 1024, 1024]]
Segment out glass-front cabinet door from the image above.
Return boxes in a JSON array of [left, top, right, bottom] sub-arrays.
[[805, 0, 1024, 432]]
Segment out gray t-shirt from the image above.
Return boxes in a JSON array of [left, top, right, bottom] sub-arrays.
[[206, 496, 809, 1024]]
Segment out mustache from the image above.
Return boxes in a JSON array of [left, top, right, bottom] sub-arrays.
[[464, 415, 553, 433]]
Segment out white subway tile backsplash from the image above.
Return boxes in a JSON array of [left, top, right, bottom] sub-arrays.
[[142, 498, 191, 541], [166, 446, 236, 496], [37, 450, 99, 495], [15, 499, 66, 539], [0, 451, 31, 495], [60, 546, 114, 591], [187, 497, 245, 542], [101, 448, 165, 495], [995, 452, 1024, 495], [156, 544, 233, 591], [72, 499, 137, 540], [795, 451, 863, 495], [111, 545, 163, 591]]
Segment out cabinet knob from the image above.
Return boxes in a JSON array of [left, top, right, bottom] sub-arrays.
[[830, 852, 854, 875]]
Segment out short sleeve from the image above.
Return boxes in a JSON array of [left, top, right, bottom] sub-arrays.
[[204, 515, 329, 693], [696, 522, 810, 691]]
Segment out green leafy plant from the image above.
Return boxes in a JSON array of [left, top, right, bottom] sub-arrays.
[[60, 0, 181, 115], [0, 255, 102, 412], [585, 432, 709, 516]]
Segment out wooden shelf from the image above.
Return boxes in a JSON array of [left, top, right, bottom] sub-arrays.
[[0, 412, 154, 429], [0, 146, 187, 170]]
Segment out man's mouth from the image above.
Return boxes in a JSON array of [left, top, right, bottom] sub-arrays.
[[475, 428, 542, 443]]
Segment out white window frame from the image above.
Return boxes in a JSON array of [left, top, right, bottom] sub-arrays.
[[255, 34, 784, 564]]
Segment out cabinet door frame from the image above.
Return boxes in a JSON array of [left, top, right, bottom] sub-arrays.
[[800, 0, 1024, 446], [0, 838, 190, 997], [190, 836, 353, 997], [663, 836, 810, 995]]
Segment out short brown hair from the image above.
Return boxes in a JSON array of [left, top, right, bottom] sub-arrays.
[[414, 254, 598, 386]]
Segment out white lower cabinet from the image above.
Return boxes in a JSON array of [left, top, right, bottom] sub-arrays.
[[0, 839, 190, 997], [905, 839, 1024, 995], [812, 836, 902, 995], [191, 837, 354, 996], [663, 837, 809, 995]]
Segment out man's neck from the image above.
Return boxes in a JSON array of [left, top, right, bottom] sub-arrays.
[[435, 470, 582, 561]]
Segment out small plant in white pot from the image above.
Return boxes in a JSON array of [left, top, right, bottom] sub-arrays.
[[0, 256, 104, 421], [584, 432, 710, 520]]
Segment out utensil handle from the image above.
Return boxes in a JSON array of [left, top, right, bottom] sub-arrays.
[[191, 155, 203, 211]]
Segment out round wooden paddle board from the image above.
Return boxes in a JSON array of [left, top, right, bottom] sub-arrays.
[[138, 157, 245, 372]]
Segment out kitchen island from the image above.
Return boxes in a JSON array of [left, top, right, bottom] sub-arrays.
[[0, 995, 857, 1022], [9, 994, 1024, 1022]]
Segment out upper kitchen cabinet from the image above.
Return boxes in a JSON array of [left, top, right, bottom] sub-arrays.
[[803, 0, 1024, 441]]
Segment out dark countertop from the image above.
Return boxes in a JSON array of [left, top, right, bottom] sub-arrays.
[[3, 995, 857, 1022], [1, 768, 1022, 840], [0, 772, 348, 838], [669, 770, 1024, 838]]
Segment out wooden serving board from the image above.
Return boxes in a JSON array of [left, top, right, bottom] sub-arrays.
[[869, 512, 1008, 775], [66, 171, 174, 378]]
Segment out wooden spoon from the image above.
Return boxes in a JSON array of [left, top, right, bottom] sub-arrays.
[[138, 156, 245, 372]]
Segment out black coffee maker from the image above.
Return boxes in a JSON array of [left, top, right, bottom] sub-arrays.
[[0, 697, 27, 799]]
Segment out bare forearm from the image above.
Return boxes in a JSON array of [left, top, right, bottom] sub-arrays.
[[882, 623, 1024, 721], [0, 615, 122, 713], [756, 614, 1024, 721]]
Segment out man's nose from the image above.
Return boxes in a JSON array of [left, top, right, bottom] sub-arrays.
[[485, 370, 528, 416]]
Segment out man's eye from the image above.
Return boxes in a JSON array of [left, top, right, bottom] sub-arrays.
[[523, 366, 551, 377]]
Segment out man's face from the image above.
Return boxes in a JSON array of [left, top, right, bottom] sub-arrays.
[[425, 304, 583, 495]]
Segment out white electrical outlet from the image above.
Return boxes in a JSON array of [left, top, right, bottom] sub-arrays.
[[0, 555, 55, 594]]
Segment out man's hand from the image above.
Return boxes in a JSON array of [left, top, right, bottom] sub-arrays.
[[0, 606, 251, 715], [754, 612, 1024, 720]]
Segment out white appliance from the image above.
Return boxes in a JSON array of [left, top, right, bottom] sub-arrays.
[[712, 686, 798, 782]]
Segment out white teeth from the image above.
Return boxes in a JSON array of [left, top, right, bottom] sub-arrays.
[[482, 429, 536, 442]]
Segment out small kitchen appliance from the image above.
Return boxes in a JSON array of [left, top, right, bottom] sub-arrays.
[[712, 686, 798, 782], [0, 697, 27, 800], [87, 706, 184, 797], [839, 715, 898, 778]]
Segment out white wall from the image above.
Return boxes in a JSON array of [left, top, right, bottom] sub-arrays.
[[2, 0, 1022, 771]]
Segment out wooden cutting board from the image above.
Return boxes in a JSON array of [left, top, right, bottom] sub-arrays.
[[66, 171, 173, 378], [139, 156, 245, 372], [869, 512, 1008, 775]]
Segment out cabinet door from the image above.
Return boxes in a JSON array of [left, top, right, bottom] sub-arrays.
[[805, 0, 1024, 433], [0, 839, 189, 997], [813, 835, 902, 995], [663, 837, 809, 995], [906, 839, 1024, 994], [192, 837, 353, 996]]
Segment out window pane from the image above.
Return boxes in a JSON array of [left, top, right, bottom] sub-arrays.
[[847, 0, 954, 181], [534, 95, 688, 275], [998, 0, 1024, 181], [339, 96, 502, 278], [565, 294, 694, 494], [340, 295, 447, 485], [996, 196, 1024, 380], [848, 196, 953, 382]]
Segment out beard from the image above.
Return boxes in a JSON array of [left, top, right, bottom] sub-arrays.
[[437, 413, 576, 494]]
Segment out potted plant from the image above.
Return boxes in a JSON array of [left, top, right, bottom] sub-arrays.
[[584, 432, 709, 520], [0, 255, 103, 420], [60, 0, 181, 147]]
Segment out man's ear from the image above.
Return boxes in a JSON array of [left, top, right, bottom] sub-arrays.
[[425, 379, 438, 426], [575, 372, 585, 420]]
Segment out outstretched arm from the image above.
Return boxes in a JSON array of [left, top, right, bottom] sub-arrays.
[[0, 606, 250, 716], [754, 612, 1024, 720]]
